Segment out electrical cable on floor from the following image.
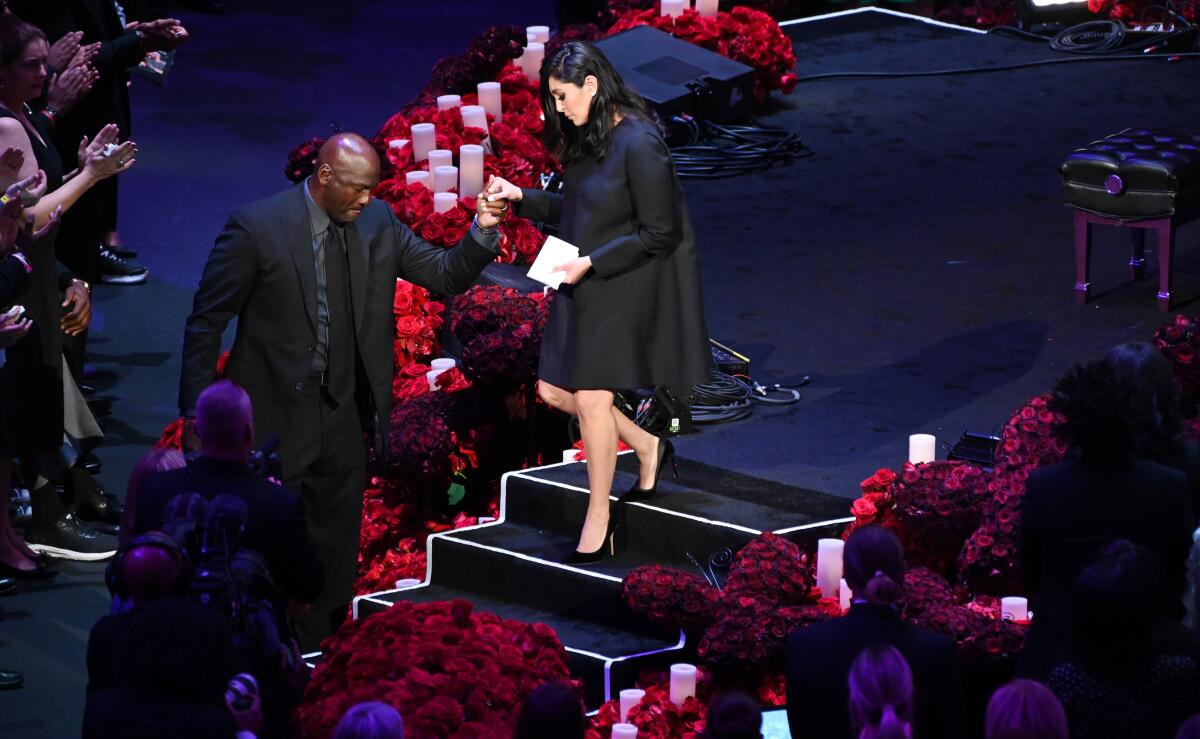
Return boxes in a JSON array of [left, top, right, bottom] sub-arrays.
[[668, 117, 812, 179], [688, 370, 808, 425]]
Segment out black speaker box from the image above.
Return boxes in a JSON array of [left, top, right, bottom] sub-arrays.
[[593, 25, 755, 123]]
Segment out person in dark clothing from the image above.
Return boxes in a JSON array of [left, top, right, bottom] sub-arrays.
[[484, 42, 711, 564], [785, 525, 964, 739], [1019, 360, 1195, 679], [135, 379, 325, 607]]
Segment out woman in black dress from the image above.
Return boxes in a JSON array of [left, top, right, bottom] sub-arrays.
[[485, 42, 711, 563]]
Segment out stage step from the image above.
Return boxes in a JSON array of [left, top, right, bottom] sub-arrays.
[[353, 453, 853, 707]]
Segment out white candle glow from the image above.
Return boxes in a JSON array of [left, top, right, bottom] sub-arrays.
[[433, 191, 457, 214], [1001, 596, 1029, 622], [619, 688, 645, 722], [394, 578, 421, 588], [433, 165, 458, 193], [908, 434, 936, 464], [459, 144, 485, 199], [436, 94, 461, 111], [669, 663, 697, 706], [427, 149, 452, 172], [410, 123, 436, 162], [527, 25, 550, 44], [661, 0, 686, 17], [816, 538, 845, 601], [839, 577, 852, 612], [426, 358, 457, 391], [477, 81, 503, 121], [461, 104, 489, 135], [387, 138, 409, 151], [562, 449, 578, 464], [612, 725, 638, 739], [520, 42, 545, 81], [696, 0, 719, 16], [405, 170, 431, 191]]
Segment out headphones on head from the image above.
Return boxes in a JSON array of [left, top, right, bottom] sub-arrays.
[[104, 531, 188, 600]]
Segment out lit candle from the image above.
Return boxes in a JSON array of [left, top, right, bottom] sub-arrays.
[[661, 0, 686, 17], [387, 138, 408, 151], [410, 122, 436, 162], [520, 42, 545, 81], [461, 105, 489, 135], [425, 369, 441, 390], [696, 0, 719, 15], [405, 170, 431, 191], [433, 165, 458, 193], [527, 25, 550, 44], [459, 144, 485, 200], [816, 538, 844, 601], [436, 94, 461, 111], [562, 449, 578, 464], [612, 725, 638, 739], [1001, 596, 1029, 622], [619, 688, 645, 722], [433, 191, 457, 214], [431, 358, 456, 373], [908, 434, 936, 464], [669, 663, 697, 706], [427, 149, 453, 171], [477, 81, 502, 121], [394, 578, 421, 588], [839, 577, 851, 612]]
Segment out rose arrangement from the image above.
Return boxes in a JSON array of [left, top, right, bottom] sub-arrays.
[[295, 599, 574, 738], [1154, 313, 1200, 416], [891, 461, 990, 578], [842, 467, 902, 540], [587, 670, 711, 738], [901, 568, 1028, 661]]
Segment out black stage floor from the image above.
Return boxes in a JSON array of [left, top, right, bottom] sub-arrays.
[[5, 2, 1200, 735]]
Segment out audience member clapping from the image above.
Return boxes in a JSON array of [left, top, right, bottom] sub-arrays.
[[333, 701, 406, 739], [513, 681, 584, 739], [849, 645, 914, 739], [1048, 540, 1199, 738], [701, 692, 763, 739], [985, 679, 1068, 739]]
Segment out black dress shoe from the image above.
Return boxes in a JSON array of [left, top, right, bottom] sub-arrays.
[[619, 437, 678, 504], [0, 559, 57, 580], [0, 576, 16, 595], [79, 480, 123, 525], [0, 669, 23, 690]]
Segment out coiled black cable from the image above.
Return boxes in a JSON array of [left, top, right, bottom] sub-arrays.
[[669, 118, 812, 179]]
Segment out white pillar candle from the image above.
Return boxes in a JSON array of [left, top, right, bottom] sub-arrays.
[[427, 149, 453, 171], [908, 434, 936, 464], [394, 578, 421, 588], [527, 25, 550, 44], [519, 42, 544, 81], [839, 577, 852, 612], [1001, 596, 1029, 622], [458, 144, 485, 200], [696, 0, 719, 16], [431, 358, 456, 373], [461, 104, 489, 135], [562, 449, 578, 463], [477, 81, 502, 122], [612, 725, 638, 739], [619, 688, 645, 722], [433, 191, 458, 214], [410, 123, 436, 162], [816, 538, 844, 601], [426, 369, 442, 390], [436, 94, 461, 111], [387, 138, 409, 151], [405, 170, 432, 191], [669, 663, 697, 706], [432, 165, 458, 193], [661, 0, 686, 17]]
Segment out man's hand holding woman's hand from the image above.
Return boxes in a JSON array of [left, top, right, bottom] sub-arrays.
[[475, 174, 520, 229]]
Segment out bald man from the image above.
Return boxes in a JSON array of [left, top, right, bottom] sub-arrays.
[[179, 133, 504, 645]]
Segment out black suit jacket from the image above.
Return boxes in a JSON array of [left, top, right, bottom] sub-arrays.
[[1019, 455, 1194, 678], [133, 456, 325, 603], [83, 684, 237, 739], [179, 187, 494, 459], [785, 603, 964, 739]]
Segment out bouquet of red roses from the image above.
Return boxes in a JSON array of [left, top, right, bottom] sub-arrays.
[[901, 568, 1027, 661], [841, 468, 902, 540], [392, 281, 445, 368], [891, 461, 990, 578], [587, 670, 711, 739], [295, 599, 574, 738], [622, 564, 721, 637], [1153, 313, 1200, 415]]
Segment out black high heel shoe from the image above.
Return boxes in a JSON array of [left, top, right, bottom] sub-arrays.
[[620, 436, 678, 504], [564, 510, 623, 566]]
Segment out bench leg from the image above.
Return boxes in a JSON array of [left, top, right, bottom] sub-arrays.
[[1074, 210, 1092, 305], [1130, 228, 1146, 280], [1156, 219, 1176, 312]]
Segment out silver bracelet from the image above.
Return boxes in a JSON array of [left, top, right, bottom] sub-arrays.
[[473, 216, 499, 236]]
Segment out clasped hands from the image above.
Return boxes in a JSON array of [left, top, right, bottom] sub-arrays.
[[476, 175, 592, 284]]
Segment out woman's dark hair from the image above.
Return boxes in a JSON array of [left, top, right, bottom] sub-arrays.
[[1107, 342, 1185, 463], [848, 644, 914, 739], [1067, 539, 1163, 676], [113, 596, 238, 705], [539, 41, 658, 165], [984, 679, 1069, 739], [701, 691, 762, 739], [843, 525, 906, 605], [513, 681, 585, 739], [0, 16, 45, 69], [1050, 359, 1142, 464]]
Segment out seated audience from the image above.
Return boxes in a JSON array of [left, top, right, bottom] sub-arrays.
[[1048, 541, 1199, 738], [849, 645, 914, 739], [133, 379, 324, 607], [118, 447, 185, 546], [785, 525, 963, 739], [334, 701, 405, 739], [513, 681, 585, 739], [701, 692, 763, 739], [984, 679, 1068, 739], [1020, 359, 1194, 679]]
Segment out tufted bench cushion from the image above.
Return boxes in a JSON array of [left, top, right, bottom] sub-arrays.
[[1060, 129, 1200, 220]]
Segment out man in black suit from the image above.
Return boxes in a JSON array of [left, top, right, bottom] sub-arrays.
[[178, 133, 502, 644], [785, 526, 964, 739]]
